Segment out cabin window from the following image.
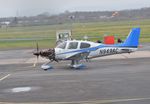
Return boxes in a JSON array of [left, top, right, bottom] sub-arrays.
[[68, 42, 78, 49], [56, 42, 66, 49], [80, 43, 91, 49]]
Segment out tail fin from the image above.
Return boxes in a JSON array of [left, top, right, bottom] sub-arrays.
[[122, 28, 140, 47]]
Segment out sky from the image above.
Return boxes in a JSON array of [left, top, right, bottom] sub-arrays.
[[0, 0, 150, 17]]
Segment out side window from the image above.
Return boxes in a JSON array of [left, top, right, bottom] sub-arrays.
[[56, 42, 66, 49], [80, 43, 91, 49], [68, 42, 78, 49]]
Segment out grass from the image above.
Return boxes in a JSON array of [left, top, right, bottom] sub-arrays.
[[0, 39, 56, 49], [0, 19, 150, 49]]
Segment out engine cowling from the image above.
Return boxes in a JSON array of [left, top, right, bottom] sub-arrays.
[[33, 48, 58, 62]]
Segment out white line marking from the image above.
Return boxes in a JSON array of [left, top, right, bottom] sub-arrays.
[[0, 74, 11, 81], [11, 87, 31, 93]]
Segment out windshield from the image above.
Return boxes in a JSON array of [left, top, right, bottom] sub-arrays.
[[56, 42, 67, 49]]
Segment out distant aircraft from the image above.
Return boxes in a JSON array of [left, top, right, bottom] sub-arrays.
[[33, 28, 140, 70]]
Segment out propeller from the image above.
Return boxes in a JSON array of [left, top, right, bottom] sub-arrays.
[[33, 43, 40, 67], [32, 42, 57, 67]]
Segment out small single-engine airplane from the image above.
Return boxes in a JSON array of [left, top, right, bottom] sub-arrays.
[[33, 28, 140, 70]]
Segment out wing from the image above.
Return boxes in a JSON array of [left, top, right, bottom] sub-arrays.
[[66, 51, 90, 60]]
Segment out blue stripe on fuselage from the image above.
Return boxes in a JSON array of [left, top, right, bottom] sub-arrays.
[[56, 44, 137, 55]]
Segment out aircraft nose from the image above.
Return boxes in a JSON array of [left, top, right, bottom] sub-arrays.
[[55, 48, 61, 54], [33, 48, 56, 60]]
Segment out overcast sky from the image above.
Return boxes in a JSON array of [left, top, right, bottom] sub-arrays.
[[0, 0, 150, 17]]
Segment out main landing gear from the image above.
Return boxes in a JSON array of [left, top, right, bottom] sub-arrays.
[[70, 60, 86, 69]]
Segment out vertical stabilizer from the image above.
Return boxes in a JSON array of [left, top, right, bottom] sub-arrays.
[[122, 28, 140, 47]]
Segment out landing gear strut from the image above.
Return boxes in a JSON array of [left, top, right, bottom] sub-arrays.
[[70, 60, 86, 69]]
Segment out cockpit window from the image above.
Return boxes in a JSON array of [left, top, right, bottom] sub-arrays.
[[68, 42, 78, 49], [80, 43, 91, 49], [56, 42, 66, 49]]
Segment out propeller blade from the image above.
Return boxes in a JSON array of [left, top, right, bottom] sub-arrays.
[[36, 42, 39, 52], [33, 61, 37, 67], [33, 56, 39, 67], [33, 42, 40, 67]]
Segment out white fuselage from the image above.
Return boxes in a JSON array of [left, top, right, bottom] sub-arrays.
[[55, 40, 137, 60]]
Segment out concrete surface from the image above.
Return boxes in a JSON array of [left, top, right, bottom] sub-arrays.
[[0, 43, 150, 104]]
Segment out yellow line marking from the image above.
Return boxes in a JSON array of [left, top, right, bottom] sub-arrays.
[[41, 97, 150, 104], [1, 97, 150, 104], [94, 97, 150, 104], [0, 74, 11, 81]]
